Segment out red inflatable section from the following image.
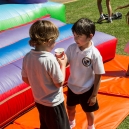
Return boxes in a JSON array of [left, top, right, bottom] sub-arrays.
[[96, 38, 117, 62], [4, 54, 129, 129], [0, 83, 35, 128]]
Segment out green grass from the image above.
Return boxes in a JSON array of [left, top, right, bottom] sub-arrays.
[[65, 0, 129, 55], [64, 0, 129, 128]]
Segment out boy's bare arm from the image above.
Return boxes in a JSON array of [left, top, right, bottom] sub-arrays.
[[54, 54, 67, 88], [22, 76, 30, 85], [92, 74, 101, 97], [54, 65, 66, 88], [87, 74, 101, 106]]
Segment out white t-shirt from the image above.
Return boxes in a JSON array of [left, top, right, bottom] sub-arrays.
[[66, 41, 105, 94], [21, 50, 64, 107]]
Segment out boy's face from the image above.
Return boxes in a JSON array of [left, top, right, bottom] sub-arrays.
[[73, 32, 92, 48]]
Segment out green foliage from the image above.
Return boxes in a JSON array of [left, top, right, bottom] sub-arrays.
[[65, 0, 129, 128]]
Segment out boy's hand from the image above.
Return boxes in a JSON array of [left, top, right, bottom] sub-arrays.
[[87, 96, 97, 106], [56, 54, 67, 67]]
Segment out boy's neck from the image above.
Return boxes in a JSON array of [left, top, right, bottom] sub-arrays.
[[79, 41, 92, 51], [34, 46, 50, 52], [33, 42, 52, 52]]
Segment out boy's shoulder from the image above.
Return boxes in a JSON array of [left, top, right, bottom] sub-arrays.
[[23, 51, 31, 58], [70, 43, 76, 46], [92, 45, 102, 57], [66, 43, 78, 53], [68, 43, 77, 49], [91, 42, 100, 53], [92, 45, 100, 52]]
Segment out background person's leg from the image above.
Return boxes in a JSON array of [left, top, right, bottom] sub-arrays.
[[97, 0, 103, 15], [97, 0, 105, 23], [106, 0, 113, 23]]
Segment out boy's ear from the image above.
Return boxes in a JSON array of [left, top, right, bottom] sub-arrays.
[[48, 39, 51, 42], [47, 39, 52, 46], [47, 39, 53, 46], [48, 39, 55, 43], [48, 39, 55, 44], [42, 42, 46, 45], [90, 34, 93, 38]]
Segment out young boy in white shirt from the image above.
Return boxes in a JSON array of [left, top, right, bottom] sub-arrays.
[[21, 20, 70, 129], [65, 18, 105, 129]]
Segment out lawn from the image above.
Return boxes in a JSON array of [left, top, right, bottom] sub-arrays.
[[65, 0, 129, 128]]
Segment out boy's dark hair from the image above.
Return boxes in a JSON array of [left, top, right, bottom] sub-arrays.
[[29, 20, 59, 47], [72, 18, 95, 37]]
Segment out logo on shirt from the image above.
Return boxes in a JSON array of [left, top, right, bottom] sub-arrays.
[[82, 57, 91, 67]]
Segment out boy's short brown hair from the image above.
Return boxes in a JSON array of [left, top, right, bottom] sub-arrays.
[[29, 20, 59, 47]]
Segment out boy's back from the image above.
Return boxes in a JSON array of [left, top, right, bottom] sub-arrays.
[[22, 50, 64, 106], [21, 20, 70, 129]]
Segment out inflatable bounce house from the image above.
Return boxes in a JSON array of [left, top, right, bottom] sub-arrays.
[[1, 0, 129, 129]]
